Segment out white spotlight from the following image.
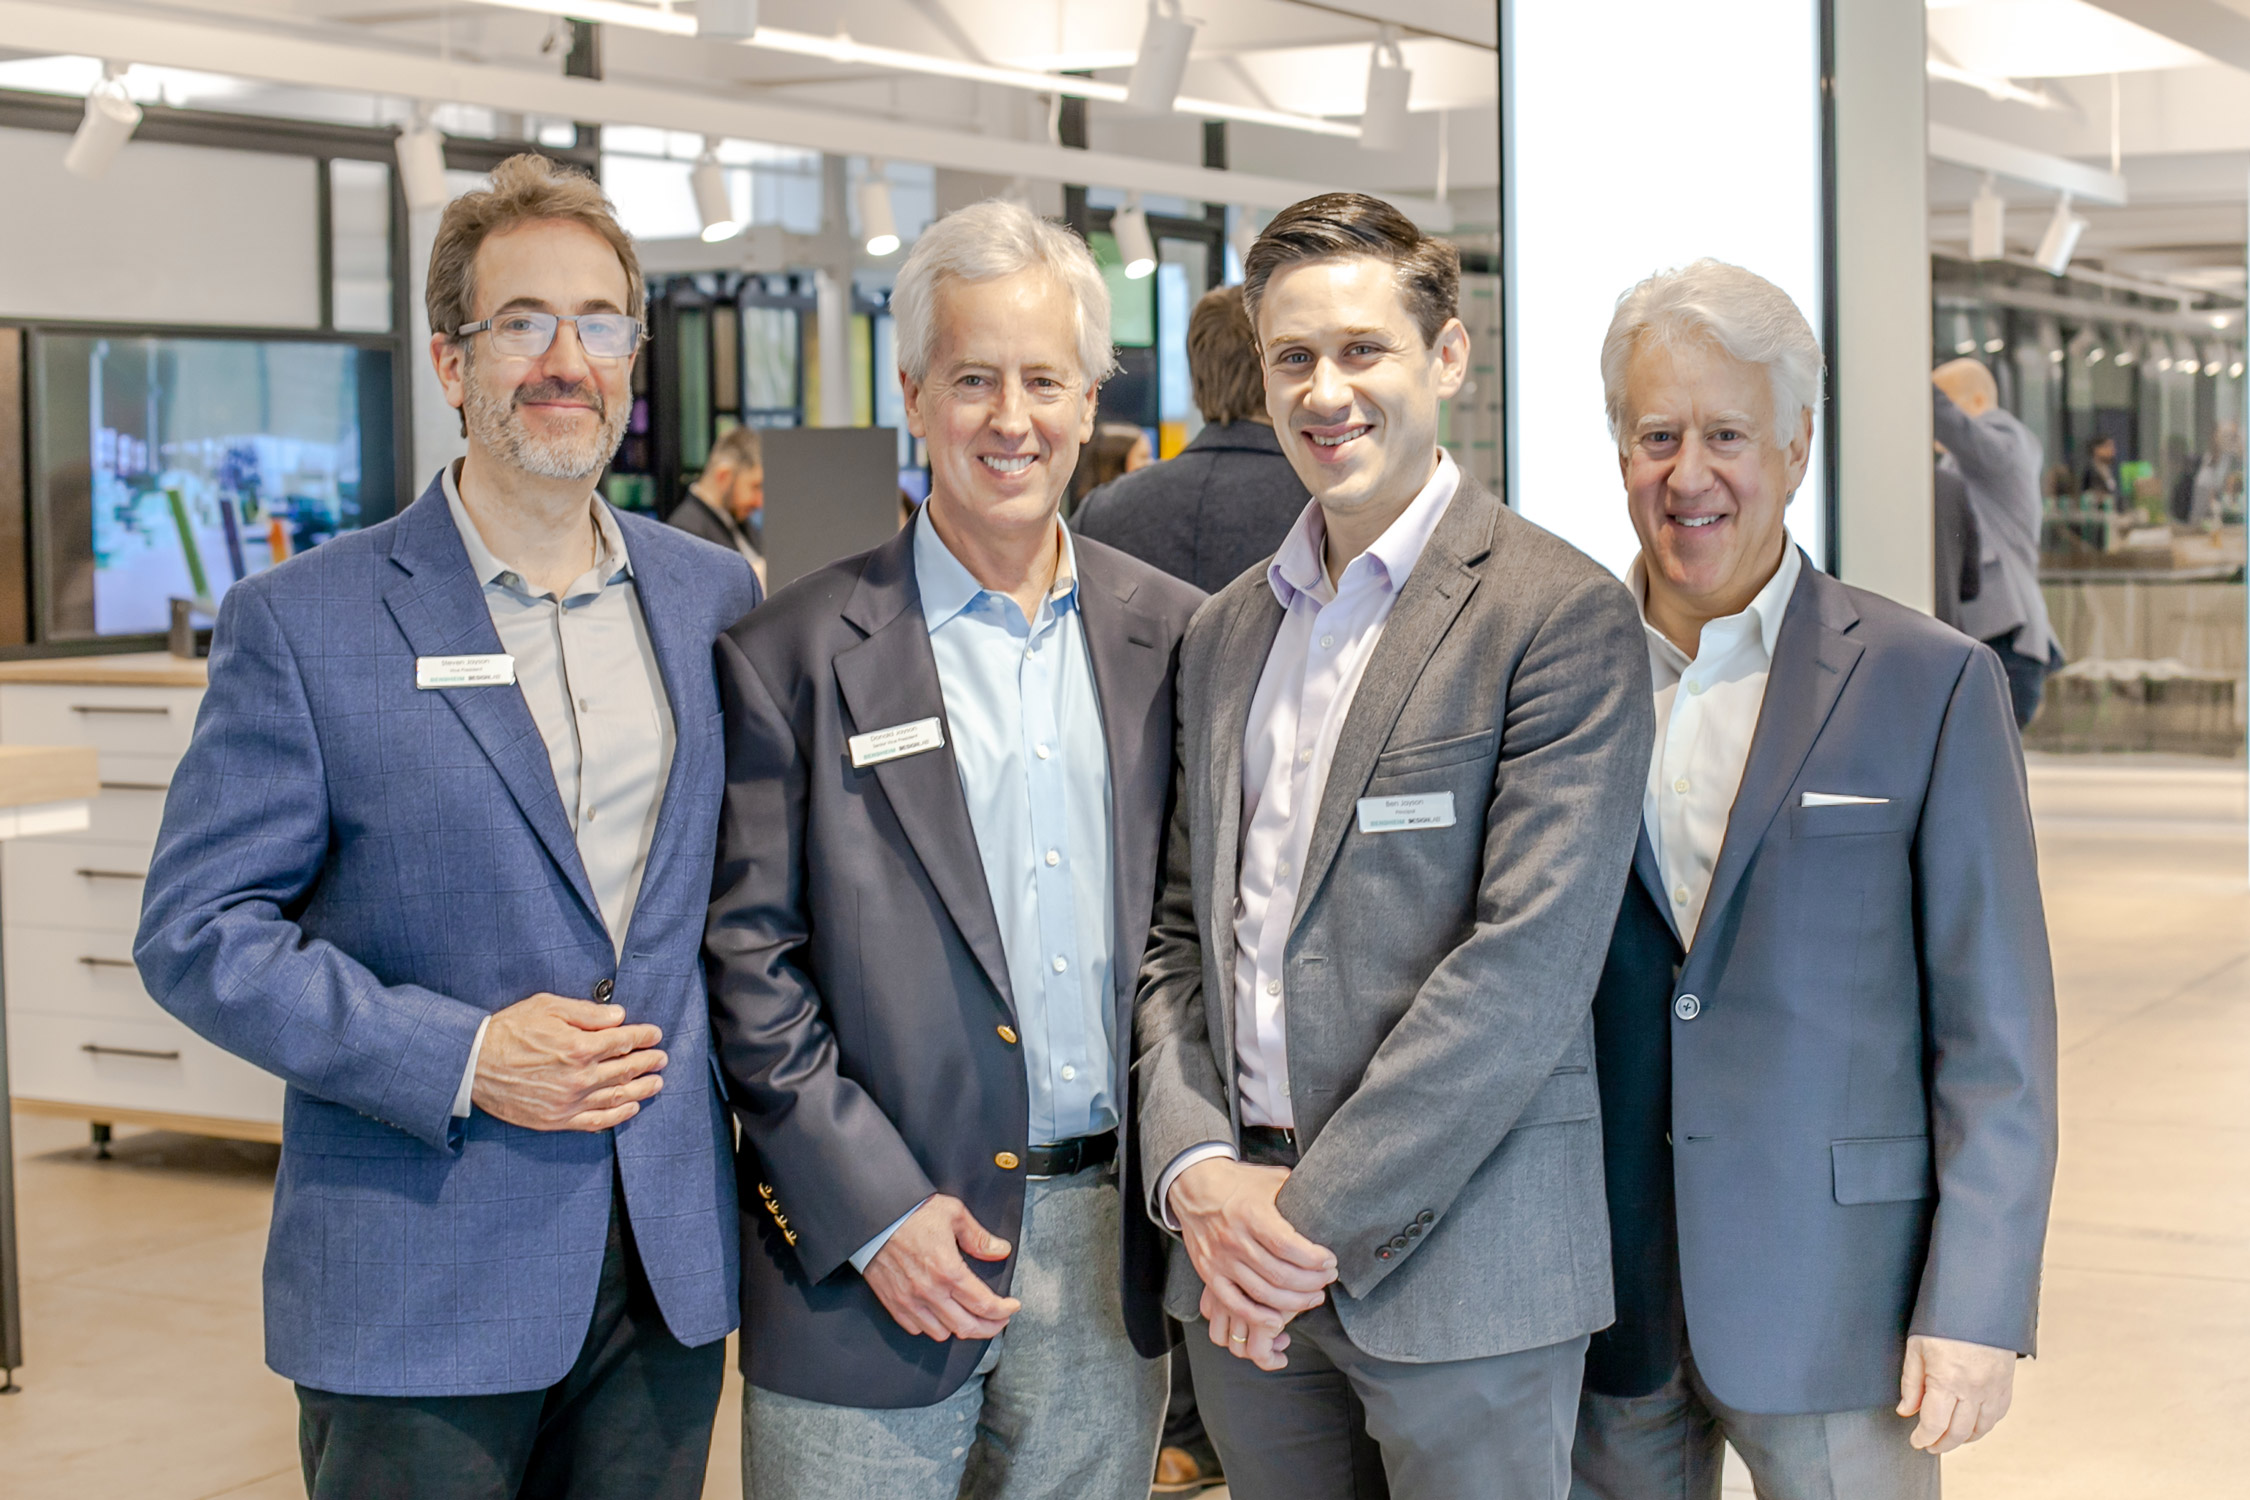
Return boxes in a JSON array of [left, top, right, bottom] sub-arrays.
[[1359, 28, 1412, 153], [395, 108, 450, 213], [859, 174, 900, 257], [699, 0, 758, 40], [64, 67, 141, 182], [693, 142, 741, 242], [1113, 199, 1157, 280], [1969, 176, 2005, 262], [2032, 193, 2087, 277], [1126, 0, 1199, 114]]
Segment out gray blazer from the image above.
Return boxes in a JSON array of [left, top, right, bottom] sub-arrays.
[[706, 521, 1201, 1409], [1932, 391, 2057, 658], [1135, 475, 1655, 1363], [1072, 421, 1310, 595], [1587, 558, 2059, 1414]]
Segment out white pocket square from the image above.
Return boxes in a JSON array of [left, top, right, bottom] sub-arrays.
[[1800, 792, 1889, 808]]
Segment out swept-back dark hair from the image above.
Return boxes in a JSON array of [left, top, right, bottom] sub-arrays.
[[1241, 192, 1461, 347]]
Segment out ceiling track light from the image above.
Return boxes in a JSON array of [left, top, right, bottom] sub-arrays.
[[699, 0, 758, 41], [395, 103, 451, 212], [2032, 192, 2088, 277], [1358, 27, 1412, 154], [692, 139, 741, 242], [1113, 198, 1157, 280], [859, 167, 900, 257], [1126, 0, 1199, 115], [64, 63, 141, 181], [1969, 175, 2006, 263]]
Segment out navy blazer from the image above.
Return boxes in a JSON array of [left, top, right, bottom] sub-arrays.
[[136, 475, 761, 1397], [706, 521, 1200, 1409], [1587, 556, 2058, 1415], [1072, 420, 1309, 594]]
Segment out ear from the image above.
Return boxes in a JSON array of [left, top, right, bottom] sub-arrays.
[[899, 368, 930, 440], [1782, 406, 1814, 493], [1078, 381, 1101, 445], [1431, 317, 1470, 401], [431, 333, 467, 416]]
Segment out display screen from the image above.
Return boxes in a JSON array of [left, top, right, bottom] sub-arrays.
[[33, 331, 395, 639]]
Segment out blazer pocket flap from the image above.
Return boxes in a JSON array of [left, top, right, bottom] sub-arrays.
[[1831, 1135, 1933, 1205], [1789, 799, 1917, 840], [1513, 1068, 1599, 1128], [1371, 728, 1497, 779]]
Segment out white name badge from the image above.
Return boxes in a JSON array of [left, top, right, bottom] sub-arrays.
[[849, 716, 946, 769], [416, 654, 516, 689], [1356, 792, 1456, 834]]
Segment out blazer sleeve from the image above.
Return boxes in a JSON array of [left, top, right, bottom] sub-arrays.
[[1908, 644, 2059, 1354], [1276, 575, 1657, 1297], [704, 631, 936, 1282], [1931, 391, 2016, 522], [1133, 704, 1236, 1223], [133, 584, 488, 1152]]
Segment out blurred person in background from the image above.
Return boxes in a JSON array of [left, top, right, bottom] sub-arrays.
[[669, 424, 766, 587], [1076, 284, 1312, 597], [1070, 420, 1153, 510], [1932, 455, 1981, 633], [1931, 358, 2062, 728], [2078, 434, 2117, 506]]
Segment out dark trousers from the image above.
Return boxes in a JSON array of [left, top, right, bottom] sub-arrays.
[[296, 1180, 725, 1500], [1984, 636, 2061, 730]]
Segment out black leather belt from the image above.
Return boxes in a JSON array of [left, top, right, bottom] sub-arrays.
[[1025, 1132, 1117, 1178], [1241, 1125, 1300, 1166]]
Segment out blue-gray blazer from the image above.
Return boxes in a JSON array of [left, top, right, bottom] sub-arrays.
[[135, 475, 762, 1398]]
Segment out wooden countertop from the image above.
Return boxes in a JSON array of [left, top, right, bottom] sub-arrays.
[[0, 744, 99, 806], [0, 651, 207, 688]]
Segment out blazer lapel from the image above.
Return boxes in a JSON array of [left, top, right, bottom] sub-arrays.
[[1289, 481, 1494, 928], [1692, 557, 1864, 946], [1632, 823, 1669, 928], [1202, 584, 1286, 1060], [612, 515, 718, 954], [381, 485, 603, 928], [1074, 549, 1169, 1032], [830, 531, 1017, 1016]]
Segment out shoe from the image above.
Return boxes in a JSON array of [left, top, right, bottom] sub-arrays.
[[1152, 1442, 1226, 1493]]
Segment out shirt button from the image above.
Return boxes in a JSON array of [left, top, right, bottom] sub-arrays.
[[1265, 980, 1280, 996], [1298, 748, 1313, 765], [1052, 955, 1068, 973], [1045, 849, 1060, 867], [1036, 744, 1051, 760], [1674, 993, 1703, 1021], [583, 806, 597, 822], [1687, 680, 1705, 696], [1060, 1065, 1077, 1082], [1673, 884, 1690, 905], [1277, 860, 1291, 879], [1674, 777, 1690, 795], [1320, 634, 1334, 649], [577, 697, 590, 711]]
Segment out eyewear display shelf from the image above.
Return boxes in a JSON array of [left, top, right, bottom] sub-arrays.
[[0, 654, 282, 1153]]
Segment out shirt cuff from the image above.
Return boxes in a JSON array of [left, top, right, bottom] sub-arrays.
[[1155, 1142, 1240, 1232], [849, 1196, 933, 1274], [452, 1016, 492, 1119]]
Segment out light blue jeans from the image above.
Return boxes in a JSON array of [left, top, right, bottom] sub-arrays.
[[742, 1163, 1165, 1500]]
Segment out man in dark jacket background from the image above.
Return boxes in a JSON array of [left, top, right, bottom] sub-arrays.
[[1075, 285, 1308, 594]]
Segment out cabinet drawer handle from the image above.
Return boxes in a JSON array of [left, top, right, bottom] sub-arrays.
[[78, 956, 137, 969], [70, 704, 170, 716], [75, 868, 146, 882], [99, 781, 170, 793], [80, 1042, 180, 1061]]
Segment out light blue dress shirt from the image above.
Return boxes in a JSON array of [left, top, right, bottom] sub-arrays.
[[850, 509, 1118, 1273]]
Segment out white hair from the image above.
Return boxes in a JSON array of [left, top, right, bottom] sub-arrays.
[[891, 198, 1117, 386], [1601, 259, 1824, 453]]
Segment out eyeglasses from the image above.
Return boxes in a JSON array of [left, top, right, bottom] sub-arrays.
[[455, 311, 644, 360]]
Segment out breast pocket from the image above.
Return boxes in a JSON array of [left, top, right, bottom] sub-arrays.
[[1368, 728, 1497, 781], [1788, 799, 1917, 840]]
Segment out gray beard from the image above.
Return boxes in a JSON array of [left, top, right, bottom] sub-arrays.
[[463, 357, 629, 482]]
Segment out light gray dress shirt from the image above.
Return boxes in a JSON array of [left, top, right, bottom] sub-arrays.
[[441, 464, 677, 1115]]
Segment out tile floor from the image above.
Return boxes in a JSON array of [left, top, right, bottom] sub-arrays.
[[1, 753, 2244, 1498]]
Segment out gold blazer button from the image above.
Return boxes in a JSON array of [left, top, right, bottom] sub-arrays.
[[994, 1151, 1021, 1171], [996, 1025, 1019, 1045]]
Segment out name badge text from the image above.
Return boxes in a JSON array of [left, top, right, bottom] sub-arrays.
[[850, 716, 946, 769], [1356, 792, 1456, 834], [417, 654, 516, 689]]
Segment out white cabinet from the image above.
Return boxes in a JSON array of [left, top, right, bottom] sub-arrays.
[[0, 657, 283, 1143]]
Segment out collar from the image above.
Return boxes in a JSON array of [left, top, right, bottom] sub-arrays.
[[1628, 536, 1802, 668], [441, 461, 630, 595], [912, 504, 1079, 633], [1267, 449, 1460, 611], [1186, 419, 1286, 455]]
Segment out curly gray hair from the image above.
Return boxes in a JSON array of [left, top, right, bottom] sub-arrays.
[[1601, 259, 1823, 452]]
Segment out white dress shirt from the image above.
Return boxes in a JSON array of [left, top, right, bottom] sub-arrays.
[[1630, 540, 1801, 947], [1156, 452, 1460, 1219]]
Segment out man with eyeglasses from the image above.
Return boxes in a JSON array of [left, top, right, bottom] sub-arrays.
[[137, 154, 760, 1500]]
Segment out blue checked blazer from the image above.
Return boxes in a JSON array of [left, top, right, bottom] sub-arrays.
[[135, 474, 761, 1397]]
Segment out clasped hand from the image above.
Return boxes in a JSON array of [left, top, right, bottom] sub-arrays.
[[1168, 1158, 1337, 1371], [865, 1195, 1022, 1342], [470, 991, 667, 1131]]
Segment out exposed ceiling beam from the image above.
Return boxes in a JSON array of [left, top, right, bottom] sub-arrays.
[[2078, 0, 2250, 72], [0, 0, 1452, 226], [1929, 122, 2129, 205]]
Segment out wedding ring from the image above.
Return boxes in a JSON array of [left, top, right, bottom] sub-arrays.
[[1229, 1331, 1248, 1343]]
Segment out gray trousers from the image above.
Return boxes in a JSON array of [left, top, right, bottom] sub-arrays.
[[1573, 1350, 1939, 1500], [1185, 1300, 1588, 1500], [741, 1163, 1165, 1500]]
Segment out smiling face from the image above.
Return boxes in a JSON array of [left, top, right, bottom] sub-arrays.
[[432, 218, 636, 483], [1256, 255, 1467, 540], [901, 267, 1097, 548], [1621, 335, 1809, 637]]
